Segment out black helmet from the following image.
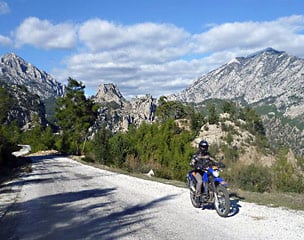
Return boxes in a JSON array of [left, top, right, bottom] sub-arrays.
[[199, 140, 209, 153]]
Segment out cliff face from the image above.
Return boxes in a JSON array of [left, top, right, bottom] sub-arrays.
[[0, 82, 47, 129]]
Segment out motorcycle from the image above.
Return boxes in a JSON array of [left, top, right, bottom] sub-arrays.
[[186, 160, 231, 217]]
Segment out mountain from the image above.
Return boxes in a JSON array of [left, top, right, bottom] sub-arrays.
[[0, 53, 64, 100], [91, 83, 156, 133], [0, 53, 64, 129], [169, 48, 304, 118], [168, 48, 304, 156]]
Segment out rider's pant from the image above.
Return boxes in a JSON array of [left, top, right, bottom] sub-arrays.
[[194, 172, 203, 195]]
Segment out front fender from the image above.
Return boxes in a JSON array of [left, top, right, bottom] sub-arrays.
[[214, 177, 228, 186]]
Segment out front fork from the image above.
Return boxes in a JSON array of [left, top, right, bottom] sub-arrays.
[[206, 175, 219, 204]]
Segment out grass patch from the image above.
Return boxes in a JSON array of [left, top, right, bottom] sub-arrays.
[[229, 188, 304, 211]]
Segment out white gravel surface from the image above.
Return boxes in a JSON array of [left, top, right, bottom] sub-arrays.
[[0, 155, 304, 240]]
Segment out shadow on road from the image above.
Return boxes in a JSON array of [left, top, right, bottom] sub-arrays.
[[227, 192, 244, 217], [0, 154, 178, 240], [1, 187, 177, 239], [198, 192, 243, 217]]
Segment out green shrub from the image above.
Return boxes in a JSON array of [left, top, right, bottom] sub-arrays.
[[272, 156, 304, 193], [238, 164, 272, 192]]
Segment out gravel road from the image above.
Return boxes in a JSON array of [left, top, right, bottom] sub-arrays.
[[0, 155, 304, 240]]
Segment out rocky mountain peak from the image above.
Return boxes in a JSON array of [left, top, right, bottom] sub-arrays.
[[246, 47, 285, 58], [94, 83, 128, 107], [1, 52, 32, 65], [91, 84, 156, 133], [0, 53, 64, 100]]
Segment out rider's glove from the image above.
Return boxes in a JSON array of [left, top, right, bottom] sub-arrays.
[[190, 157, 197, 167]]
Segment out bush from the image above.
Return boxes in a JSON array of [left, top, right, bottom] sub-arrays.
[[238, 164, 272, 192], [272, 156, 304, 193]]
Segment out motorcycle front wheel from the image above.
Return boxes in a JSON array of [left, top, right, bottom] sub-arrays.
[[214, 184, 230, 217]]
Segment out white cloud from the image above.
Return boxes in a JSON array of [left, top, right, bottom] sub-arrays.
[[54, 51, 215, 98], [0, 1, 9, 15], [47, 15, 304, 98], [78, 19, 191, 62], [193, 15, 304, 55], [14, 17, 77, 49]]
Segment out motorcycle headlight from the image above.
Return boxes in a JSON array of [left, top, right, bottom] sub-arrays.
[[213, 170, 220, 177]]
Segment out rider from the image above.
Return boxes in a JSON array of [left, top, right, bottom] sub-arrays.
[[190, 140, 215, 198]]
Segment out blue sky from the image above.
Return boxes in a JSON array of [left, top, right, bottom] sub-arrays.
[[1, 0, 304, 98]]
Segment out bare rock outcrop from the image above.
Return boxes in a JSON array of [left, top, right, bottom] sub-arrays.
[[92, 83, 157, 133]]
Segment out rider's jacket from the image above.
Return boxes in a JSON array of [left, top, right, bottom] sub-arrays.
[[190, 150, 214, 170]]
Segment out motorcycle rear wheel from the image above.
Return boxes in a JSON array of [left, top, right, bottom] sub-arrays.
[[214, 184, 230, 217]]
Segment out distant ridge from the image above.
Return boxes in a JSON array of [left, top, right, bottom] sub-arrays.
[[168, 48, 304, 118]]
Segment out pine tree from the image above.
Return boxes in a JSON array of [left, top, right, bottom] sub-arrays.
[[55, 78, 97, 155], [92, 125, 112, 165]]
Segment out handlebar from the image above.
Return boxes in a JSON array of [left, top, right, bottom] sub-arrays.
[[214, 162, 226, 168]]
